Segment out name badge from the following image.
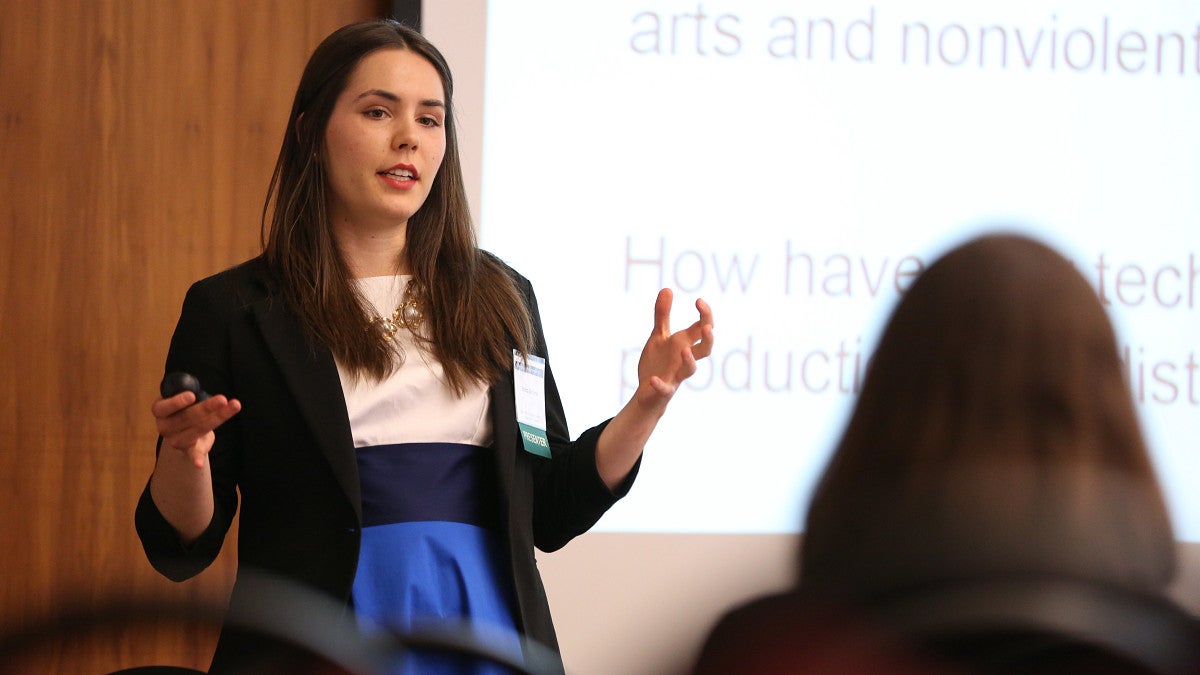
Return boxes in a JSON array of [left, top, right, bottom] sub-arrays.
[[514, 350, 551, 458]]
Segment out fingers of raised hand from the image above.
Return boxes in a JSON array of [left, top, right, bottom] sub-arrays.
[[647, 375, 678, 399], [689, 322, 715, 361], [648, 339, 699, 391], [679, 342, 699, 378], [688, 298, 715, 359], [653, 288, 675, 336], [674, 322, 713, 363], [695, 297, 714, 326]]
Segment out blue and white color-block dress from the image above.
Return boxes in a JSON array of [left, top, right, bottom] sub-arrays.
[[339, 275, 522, 673]]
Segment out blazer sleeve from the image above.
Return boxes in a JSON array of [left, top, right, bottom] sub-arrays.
[[513, 272, 640, 552], [134, 272, 244, 581]]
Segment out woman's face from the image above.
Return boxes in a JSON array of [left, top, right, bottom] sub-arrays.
[[322, 47, 447, 235]]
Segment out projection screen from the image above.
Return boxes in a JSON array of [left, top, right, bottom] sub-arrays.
[[433, 0, 1200, 540]]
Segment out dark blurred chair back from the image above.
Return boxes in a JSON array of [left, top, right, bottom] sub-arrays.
[[1, 569, 561, 675], [869, 578, 1200, 675]]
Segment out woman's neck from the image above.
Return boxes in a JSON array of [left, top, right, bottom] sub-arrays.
[[334, 220, 409, 278]]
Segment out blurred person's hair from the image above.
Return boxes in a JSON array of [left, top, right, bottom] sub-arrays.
[[800, 233, 1176, 601]]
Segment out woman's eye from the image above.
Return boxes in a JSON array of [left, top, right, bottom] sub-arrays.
[[364, 108, 388, 120], [419, 116, 442, 128]]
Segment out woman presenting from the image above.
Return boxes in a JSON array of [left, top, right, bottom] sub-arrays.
[[136, 18, 713, 674]]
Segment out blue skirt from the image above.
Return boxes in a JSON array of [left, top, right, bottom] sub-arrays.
[[352, 442, 523, 674]]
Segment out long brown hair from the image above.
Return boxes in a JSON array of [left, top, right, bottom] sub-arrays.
[[261, 19, 532, 392], [800, 234, 1176, 600]]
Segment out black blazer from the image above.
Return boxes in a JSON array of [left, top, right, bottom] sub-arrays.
[[135, 256, 635, 671]]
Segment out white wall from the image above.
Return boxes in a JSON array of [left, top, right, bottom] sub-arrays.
[[422, 0, 487, 230]]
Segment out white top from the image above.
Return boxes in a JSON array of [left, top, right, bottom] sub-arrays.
[[336, 275, 492, 448]]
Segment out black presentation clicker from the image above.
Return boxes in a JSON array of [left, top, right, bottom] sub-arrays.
[[159, 371, 210, 402]]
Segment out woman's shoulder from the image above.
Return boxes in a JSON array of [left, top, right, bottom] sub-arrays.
[[186, 255, 267, 289], [182, 255, 274, 310], [480, 249, 533, 293]]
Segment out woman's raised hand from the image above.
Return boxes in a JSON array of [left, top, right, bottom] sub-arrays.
[[633, 288, 715, 412]]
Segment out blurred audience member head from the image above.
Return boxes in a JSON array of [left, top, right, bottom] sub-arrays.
[[800, 233, 1176, 601]]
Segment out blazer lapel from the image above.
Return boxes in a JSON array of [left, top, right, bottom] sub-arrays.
[[491, 371, 519, 497], [252, 297, 362, 521]]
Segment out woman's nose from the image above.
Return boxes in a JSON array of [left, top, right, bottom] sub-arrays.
[[393, 121, 418, 151]]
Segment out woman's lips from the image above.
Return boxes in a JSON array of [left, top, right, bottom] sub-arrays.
[[379, 164, 417, 188]]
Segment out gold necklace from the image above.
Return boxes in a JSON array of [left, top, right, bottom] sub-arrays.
[[368, 279, 424, 342]]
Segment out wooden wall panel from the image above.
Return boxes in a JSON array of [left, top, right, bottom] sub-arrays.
[[0, 1, 387, 670]]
